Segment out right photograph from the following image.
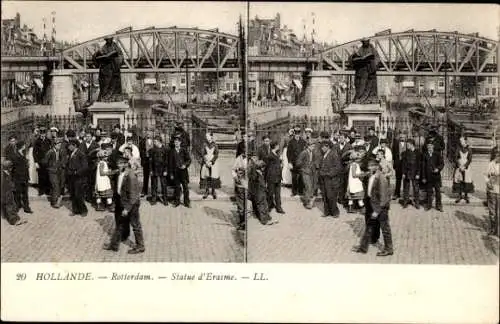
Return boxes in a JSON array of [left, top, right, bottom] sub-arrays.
[[246, 3, 500, 263]]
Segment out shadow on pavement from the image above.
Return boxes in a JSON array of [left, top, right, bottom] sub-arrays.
[[346, 217, 365, 239], [203, 206, 245, 247], [95, 214, 133, 248], [454, 210, 498, 255]]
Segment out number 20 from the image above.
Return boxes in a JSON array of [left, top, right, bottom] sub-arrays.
[[16, 273, 26, 281]]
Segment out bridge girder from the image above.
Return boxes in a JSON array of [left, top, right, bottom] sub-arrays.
[[318, 31, 498, 75], [61, 27, 241, 73]]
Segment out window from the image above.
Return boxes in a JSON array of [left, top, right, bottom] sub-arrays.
[[488, 77, 492, 84], [233, 83, 237, 91], [180, 77, 186, 84], [485, 88, 490, 95], [438, 81, 444, 87], [492, 88, 497, 96], [226, 83, 230, 91]]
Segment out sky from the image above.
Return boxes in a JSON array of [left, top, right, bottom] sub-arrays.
[[1, 1, 247, 43], [2, 2, 498, 45], [250, 3, 499, 45]]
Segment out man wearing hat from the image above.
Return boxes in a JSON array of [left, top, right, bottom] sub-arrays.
[[318, 139, 343, 218], [334, 130, 353, 206], [352, 158, 393, 256], [139, 129, 154, 198], [67, 139, 89, 216], [248, 158, 277, 226], [401, 138, 421, 209], [168, 134, 192, 208], [287, 126, 307, 196], [421, 141, 444, 212], [33, 126, 52, 196], [103, 152, 145, 254], [424, 125, 445, 154], [235, 129, 245, 158], [49, 127, 59, 142], [1, 160, 28, 226], [112, 124, 125, 148], [304, 127, 313, 143], [232, 140, 247, 230], [296, 138, 317, 209], [80, 131, 100, 203], [257, 134, 271, 161], [43, 137, 66, 208], [392, 129, 408, 200], [312, 131, 326, 197], [11, 140, 32, 213]]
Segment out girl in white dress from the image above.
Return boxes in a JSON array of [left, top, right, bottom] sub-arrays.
[[95, 150, 114, 211], [27, 140, 38, 186], [346, 151, 365, 213], [200, 133, 221, 199]]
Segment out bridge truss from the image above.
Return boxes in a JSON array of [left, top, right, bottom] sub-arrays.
[[318, 30, 498, 76], [61, 27, 241, 73]]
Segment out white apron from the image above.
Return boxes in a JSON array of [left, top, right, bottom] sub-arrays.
[[347, 162, 364, 194], [95, 160, 112, 192], [27, 146, 38, 185], [281, 147, 292, 185]]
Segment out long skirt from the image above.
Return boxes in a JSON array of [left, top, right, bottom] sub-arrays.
[[200, 162, 221, 189], [452, 168, 474, 193]]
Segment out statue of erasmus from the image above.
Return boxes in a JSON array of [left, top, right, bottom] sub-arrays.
[[349, 38, 380, 104], [93, 36, 124, 102]]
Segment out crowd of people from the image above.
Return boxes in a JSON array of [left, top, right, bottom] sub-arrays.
[[246, 123, 499, 252], [0, 121, 245, 253]]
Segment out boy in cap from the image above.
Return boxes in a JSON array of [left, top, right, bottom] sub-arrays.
[[103, 152, 145, 254], [1, 160, 28, 226], [352, 158, 393, 256]]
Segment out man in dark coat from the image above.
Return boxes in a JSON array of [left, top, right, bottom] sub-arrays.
[[1, 160, 28, 226], [248, 159, 277, 225], [150, 136, 169, 205], [43, 137, 66, 208], [287, 126, 307, 196], [235, 129, 245, 158], [318, 140, 343, 217], [312, 131, 329, 196], [67, 139, 89, 216], [79, 132, 99, 203], [168, 135, 191, 208], [421, 141, 444, 212], [33, 127, 52, 196], [103, 153, 145, 254], [296, 139, 316, 209], [366, 127, 379, 153], [112, 124, 125, 148], [392, 129, 408, 200], [265, 141, 284, 214], [401, 139, 421, 209], [139, 129, 154, 198], [11, 141, 32, 213]]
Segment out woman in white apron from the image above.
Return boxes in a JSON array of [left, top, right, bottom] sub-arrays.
[[346, 151, 365, 213], [453, 135, 474, 203], [200, 133, 221, 199], [27, 133, 38, 186], [280, 129, 294, 186]]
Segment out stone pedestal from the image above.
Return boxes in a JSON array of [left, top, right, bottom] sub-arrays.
[[50, 70, 74, 114], [305, 71, 333, 116], [343, 103, 384, 135], [87, 101, 129, 130]]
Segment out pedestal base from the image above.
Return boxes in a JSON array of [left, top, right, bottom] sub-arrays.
[[87, 101, 129, 131], [305, 71, 333, 116], [343, 103, 384, 135]]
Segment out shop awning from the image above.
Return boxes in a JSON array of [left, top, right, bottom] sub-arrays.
[[33, 78, 43, 89], [144, 78, 156, 85], [292, 79, 302, 90]]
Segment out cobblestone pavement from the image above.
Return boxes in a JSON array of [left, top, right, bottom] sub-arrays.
[[248, 185, 499, 264], [2, 175, 243, 262]]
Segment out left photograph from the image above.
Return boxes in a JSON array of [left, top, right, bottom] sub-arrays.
[[1, 1, 247, 262]]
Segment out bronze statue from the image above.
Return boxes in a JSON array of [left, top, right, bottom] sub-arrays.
[[350, 38, 380, 104], [93, 36, 124, 102]]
